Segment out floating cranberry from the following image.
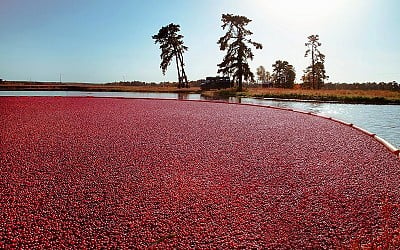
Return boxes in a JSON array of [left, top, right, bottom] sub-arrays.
[[0, 97, 399, 248]]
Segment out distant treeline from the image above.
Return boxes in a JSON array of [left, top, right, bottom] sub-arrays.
[[106, 81, 153, 86], [0, 80, 98, 85], [323, 81, 399, 91], [0, 80, 68, 85]]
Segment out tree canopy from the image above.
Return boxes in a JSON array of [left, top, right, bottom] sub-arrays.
[[272, 60, 296, 88], [217, 14, 262, 91], [152, 23, 188, 88]]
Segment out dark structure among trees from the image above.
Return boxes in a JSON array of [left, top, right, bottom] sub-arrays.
[[200, 76, 232, 90], [272, 60, 296, 88], [217, 14, 262, 92], [303, 35, 328, 89], [152, 23, 189, 88]]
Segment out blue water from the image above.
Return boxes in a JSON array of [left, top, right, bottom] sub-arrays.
[[1, 91, 399, 149]]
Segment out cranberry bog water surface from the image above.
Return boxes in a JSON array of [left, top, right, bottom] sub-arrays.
[[1, 97, 399, 248]]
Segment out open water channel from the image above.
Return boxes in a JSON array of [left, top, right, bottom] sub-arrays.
[[1, 90, 399, 149]]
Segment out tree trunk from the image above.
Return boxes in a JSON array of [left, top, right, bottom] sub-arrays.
[[238, 75, 243, 92], [178, 51, 189, 88], [311, 46, 315, 89], [175, 53, 182, 88], [237, 40, 243, 92]]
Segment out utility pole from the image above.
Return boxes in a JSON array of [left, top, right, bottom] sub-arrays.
[[59, 73, 62, 84]]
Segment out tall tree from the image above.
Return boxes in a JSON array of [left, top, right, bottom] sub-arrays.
[[304, 35, 326, 89], [256, 65, 267, 83], [152, 23, 188, 88], [272, 60, 296, 88], [217, 14, 262, 91]]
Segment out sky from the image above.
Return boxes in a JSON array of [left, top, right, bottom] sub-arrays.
[[1, 0, 399, 84]]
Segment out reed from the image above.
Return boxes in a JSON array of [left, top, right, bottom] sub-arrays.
[[207, 87, 400, 104]]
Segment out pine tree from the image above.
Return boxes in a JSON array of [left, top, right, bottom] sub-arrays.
[[272, 60, 296, 88], [153, 23, 189, 88], [217, 14, 262, 91], [304, 35, 327, 89]]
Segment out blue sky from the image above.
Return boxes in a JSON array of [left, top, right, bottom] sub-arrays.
[[1, 0, 399, 83]]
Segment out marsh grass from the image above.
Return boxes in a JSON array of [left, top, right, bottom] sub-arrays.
[[207, 88, 400, 104]]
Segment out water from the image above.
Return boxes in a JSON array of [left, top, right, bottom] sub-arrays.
[[1, 91, 399, 149]]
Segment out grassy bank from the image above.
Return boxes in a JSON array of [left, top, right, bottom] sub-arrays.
[[203, 88, 400, 104]]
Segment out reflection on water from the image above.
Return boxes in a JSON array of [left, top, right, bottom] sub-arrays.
[[200, 95, 242, 103], [1, 91, 399, 149]]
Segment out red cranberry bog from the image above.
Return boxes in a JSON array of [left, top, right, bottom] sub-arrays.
[[1, 97, 400, 248]]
